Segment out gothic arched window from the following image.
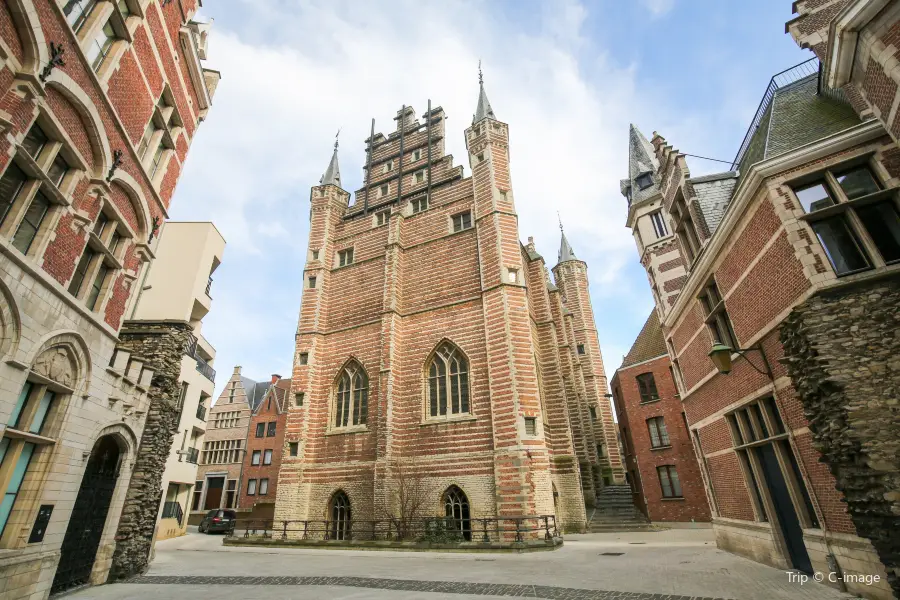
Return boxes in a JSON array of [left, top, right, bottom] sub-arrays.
[[329, 490, 351, 540], [426, 342, 470, 419], [443, 485, 471, 541], [334, 361, 368, 428]]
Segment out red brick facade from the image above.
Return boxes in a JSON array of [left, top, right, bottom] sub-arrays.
[[789, 0, 900, 142], [612, 349, 711, 524], [0, 0, 217, 332], [275, 98, 621, 534], [238, 377, 290, 513], [627, 117, 898, 597]]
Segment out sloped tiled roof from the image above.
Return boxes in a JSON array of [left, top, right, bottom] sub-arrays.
[[622, 310, 668, 368]]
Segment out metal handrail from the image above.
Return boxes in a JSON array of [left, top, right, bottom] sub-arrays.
[[162, 501, 184, 525], [731, 58, 820, 170], [195, 356, 216, 382], [229, 515, 559, 543], [196, 403, 207, 421], [184, 447, 199, 464]]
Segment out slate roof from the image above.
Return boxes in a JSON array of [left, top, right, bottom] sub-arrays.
[[735, 72, 860, 175], [621, 310, 668, 369], [620, 124, 661, 207], [253, 377, 292, 414], [241, 375, 271, 411], [558, 230, 576, 264], [320, 139, 341, 187], [473, 79, 496, 123], [689, 172, 739, 235]]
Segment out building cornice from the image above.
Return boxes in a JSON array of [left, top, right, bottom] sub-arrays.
[[663, 119, 885, 331], [825, 0, 892, 88]]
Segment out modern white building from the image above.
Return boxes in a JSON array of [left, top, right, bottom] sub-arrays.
[[128, 221, 225, 541]]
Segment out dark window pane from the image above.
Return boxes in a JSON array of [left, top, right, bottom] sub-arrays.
[[794, 183, 834, 213], [811, 216, 870, 275], [64, 0, 96, 32], [0, 164, 28, 226], [93, 211, 109, 236], [12, 192, 50, 255], [86, 262, 109, 310], [835, 167, 880, 200], [856, 201, 900, 263], [22, 125, 48, 159], [47, 154, 68, 187], [68, 248, 95, 296]]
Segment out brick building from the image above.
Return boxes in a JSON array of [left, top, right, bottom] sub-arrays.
[[621, 52, 898, 599], [275, 75, 623, 537], [237, 375, 290, 519], [191, 367, 269, 521], [0, 1, 217, 597], [610, 310, 711, 525]]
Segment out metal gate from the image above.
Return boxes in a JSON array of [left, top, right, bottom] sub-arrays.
[[51, 436, 121, 595]]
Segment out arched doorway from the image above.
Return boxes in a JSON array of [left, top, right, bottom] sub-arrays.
[[443, 486, 471, 541], [329, 490, 351, 540], [51, 435, 121, 594]]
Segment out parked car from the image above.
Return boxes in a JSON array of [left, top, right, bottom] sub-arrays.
[[198, 509, 237, 534]]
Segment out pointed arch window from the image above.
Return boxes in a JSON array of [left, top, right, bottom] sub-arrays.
[[329, 490, 351, 540], [426, 342, 470, 419], [443, 486, 471, 541], [334, 361, 368, 428]]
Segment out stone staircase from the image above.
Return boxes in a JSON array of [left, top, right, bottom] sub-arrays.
[[586, 485, 654, 532]]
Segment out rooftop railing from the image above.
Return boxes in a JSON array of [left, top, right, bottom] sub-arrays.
[[731, 58, 820, 170]]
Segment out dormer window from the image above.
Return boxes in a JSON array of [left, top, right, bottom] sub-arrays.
[[636, 173, 653, 191]]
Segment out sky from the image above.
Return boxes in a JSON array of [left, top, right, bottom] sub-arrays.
[[170, 0, 811, 399]]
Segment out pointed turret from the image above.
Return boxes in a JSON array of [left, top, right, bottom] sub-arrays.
[[319, 132, 341, 187], [473, 62, 496, 124], [619, 124, 660, 206], [557, 217, 576, 264]]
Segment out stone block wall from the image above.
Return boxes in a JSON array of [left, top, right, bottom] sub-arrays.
[[108, 321, 194, 581], [781, 273, 900, 598]]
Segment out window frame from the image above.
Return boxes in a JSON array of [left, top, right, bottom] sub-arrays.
[[791, 163, 900, 276], [411, 196, 428, 214], [451, 211, 472, 232], [657, 465, 683, 498], [636, 372, 660, 404], [255, 422, 264, 438], [251, 450, 261, 466], [650, 210, 668, 238], [726, 396, 819, 527], [337, 247, 354, 267], [258, 478, 269, 495], [331, 361, 369, 431], [424, 342, 472, 422], [262, 449, 273, 465], [670, 189, 702, 266], [698, 277, 738, 350], [266, 422, 276, 437], [647, 416, 671, 449], [246, 479, 257, 496]]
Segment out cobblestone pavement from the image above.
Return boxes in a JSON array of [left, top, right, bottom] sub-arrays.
[[71, 528, 854, 600]]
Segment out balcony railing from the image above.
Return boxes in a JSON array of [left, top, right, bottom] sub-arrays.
[[205, 276, 213, 297], [196, 403, 207, 421], [162, 501, 184, 526], [184, 447, 199, 464], [195, 356, 216, 383]]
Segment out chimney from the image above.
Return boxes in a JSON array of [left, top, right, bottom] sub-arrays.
[[271, 374, 282, 384], [233, 365, 242, 374]]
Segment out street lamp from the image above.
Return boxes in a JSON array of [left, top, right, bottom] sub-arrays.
[[708, 343, 734, 374], [708, 343, 773, 380]]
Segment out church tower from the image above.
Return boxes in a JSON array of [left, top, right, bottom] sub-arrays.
[[464, 68, 556, 519], [552, 225, 625, 489]]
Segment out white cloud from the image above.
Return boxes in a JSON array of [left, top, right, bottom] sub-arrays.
[[170, 0, 718, 394], [641, 0, 675, 17]]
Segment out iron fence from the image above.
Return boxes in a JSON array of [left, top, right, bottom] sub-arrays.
[[230, 515, 559, 544], [196, 403, 207, 421]]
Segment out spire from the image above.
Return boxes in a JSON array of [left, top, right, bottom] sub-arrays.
[[558, 214, 576, 263], [620, 124, 660, 204], [473, 60, 496, 124], [319, 130, 341, 187]]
